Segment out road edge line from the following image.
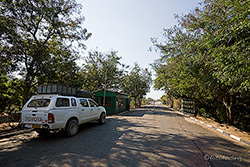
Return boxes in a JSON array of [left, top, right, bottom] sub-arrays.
[[165, 106, 250, 146]]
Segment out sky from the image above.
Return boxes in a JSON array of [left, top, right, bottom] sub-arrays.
[[77, 0, 202, 100]]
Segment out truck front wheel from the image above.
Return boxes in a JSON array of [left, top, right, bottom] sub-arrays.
[[65, 119, 79, 137], [98, 113, 106, 124]]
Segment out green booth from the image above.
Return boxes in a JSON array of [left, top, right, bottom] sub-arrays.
[[94, 89, 130, 114]]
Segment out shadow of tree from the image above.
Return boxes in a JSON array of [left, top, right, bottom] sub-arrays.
[[0, 107, 249, 167]]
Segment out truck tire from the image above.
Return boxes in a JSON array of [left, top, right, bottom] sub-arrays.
[[65, 119, 79, 137], [98, 113, 106, 124]]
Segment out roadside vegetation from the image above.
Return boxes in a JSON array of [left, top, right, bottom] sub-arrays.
[[152, 0, 250, 131], [0, 0, 152, 125]]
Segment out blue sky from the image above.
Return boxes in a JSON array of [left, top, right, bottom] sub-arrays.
[[77, 0, 202, 100]]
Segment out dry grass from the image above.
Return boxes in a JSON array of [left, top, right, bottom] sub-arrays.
[[196, 115, 250, 143]]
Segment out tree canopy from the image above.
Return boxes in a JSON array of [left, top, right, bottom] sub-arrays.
[[80, 50, 152, 108], [0, 0, 91, 102], [80, 50, 128, 92], [152, 0, 250, 125], [121, 63, 152, 107]]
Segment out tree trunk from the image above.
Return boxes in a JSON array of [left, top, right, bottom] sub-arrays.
[[135, 96, 139, 108], [138, 98, 141, 108], [135, 97, 138, 108], [23, 83, 31, 104], [138, 95, 141, 108], [222, 95, 235, 125], [170, 96, 173, 108], [23, 73, 33, 104]]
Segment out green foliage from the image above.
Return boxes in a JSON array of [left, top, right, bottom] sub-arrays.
[[234, 96, 250, 131], [36, 42, 83, 88], [80, 50, 128, 92], [0, 0, 91, 102], [199, 108, 209, 118], [80, 51, 152, 108], [192, 0, 250, 94], [152, 0, 250, 126], [129, 97, 136, 109], [160, 94, 173, 107], [216, 108, 227, 123], [0, 76, 23, 116], [141, 97, 153, 106], [120, 63, 152, 107]]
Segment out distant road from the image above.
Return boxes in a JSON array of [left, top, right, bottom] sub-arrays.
[[0, 105, 249, 167]]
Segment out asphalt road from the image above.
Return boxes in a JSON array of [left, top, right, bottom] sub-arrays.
[[0, 105, 249, 167]]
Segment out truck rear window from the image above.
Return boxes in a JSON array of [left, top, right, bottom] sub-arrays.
[[27, 99, 50, 107]]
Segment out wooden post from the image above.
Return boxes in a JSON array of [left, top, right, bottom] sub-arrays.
[[103, 71, 108, 106], [103, 88, 106, 106]]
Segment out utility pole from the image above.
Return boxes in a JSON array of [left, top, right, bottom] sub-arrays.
[[103, 71, 108, 106], [103, 88, 106, 106]]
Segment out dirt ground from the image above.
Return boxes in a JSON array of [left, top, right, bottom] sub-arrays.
[[195, 115, 250, 144], [0, 122, 21, 135]]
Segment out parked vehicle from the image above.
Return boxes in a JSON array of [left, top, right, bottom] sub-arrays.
[[20, 94, 106, 137]]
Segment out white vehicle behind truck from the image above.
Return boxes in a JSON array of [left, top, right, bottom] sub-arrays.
[[20, 94, 106, 137]]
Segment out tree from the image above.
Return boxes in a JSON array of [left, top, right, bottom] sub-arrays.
[[151, 24, 217, 101], [36, 42, 84, 89], [182, 0, 250, 124], [120, 63, 152, 107], [0, 76, 23, 116], [152, 0, 250, 125], [0, 0, 91, 103], [80, 50, 128, 92]]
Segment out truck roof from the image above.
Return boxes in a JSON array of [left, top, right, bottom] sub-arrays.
[[31, 94, 92, 100]]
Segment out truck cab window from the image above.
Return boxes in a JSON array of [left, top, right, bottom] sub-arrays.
[[56, 98, 70, 107], [71, 98, 77, 107], [89, 100, 97, 107], [80, 99, 89, 107]]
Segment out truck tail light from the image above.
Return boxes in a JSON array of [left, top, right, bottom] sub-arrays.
[[48, 113, 54, 123]]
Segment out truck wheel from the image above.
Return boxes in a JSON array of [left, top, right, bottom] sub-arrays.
[[98, 113, 106, 124], [65, 119, 79, 137]]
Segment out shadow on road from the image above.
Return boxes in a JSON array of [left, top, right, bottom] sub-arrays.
[[120, 110, 147, 117], [122, 105, 183, 118], [0, 106, 249, 167]]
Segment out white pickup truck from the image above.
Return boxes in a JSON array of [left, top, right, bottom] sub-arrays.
[[20, 94, 106, 137]]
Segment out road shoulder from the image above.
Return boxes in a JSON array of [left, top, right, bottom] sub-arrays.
[[164, 105, 250, 146]]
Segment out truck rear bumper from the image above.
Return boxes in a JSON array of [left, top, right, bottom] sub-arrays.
[[21, 123, 51, 130]]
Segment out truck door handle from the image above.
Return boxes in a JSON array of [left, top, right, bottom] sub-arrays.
[[82, 109, 85, 111]]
